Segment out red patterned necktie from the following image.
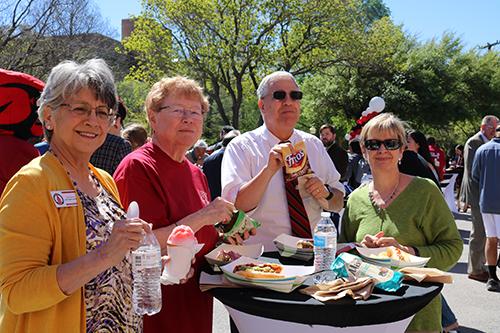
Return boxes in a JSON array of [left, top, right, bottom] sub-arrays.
[[282, 169, 312, 238]]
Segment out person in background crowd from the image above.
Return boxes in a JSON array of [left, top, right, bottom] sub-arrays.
[[122, 123, 149, 151], [446, 144, 465, 195], [34, 138, 50, 154], [0, 59, 150, 332], [221, 71, 344, 250], [0, 69, 43, 194], [344, 140, 367, 190], [186, 139, 209, 167], [428, 136, 446, 180], [471, 124, 500, 292], [339, 113, 462, 333], [207, 124, 235, 153], [114, 76, 248, 333], [90, 98, 132, 175], [320, 124, 348, 181], [461, 115, 499, 283], [203, 130, 240, 199], [448, 144, 464, 170], [400, 130, 440, 188], [406, 130, 439, 183]]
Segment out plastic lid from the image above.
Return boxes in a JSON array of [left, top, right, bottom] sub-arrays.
[[321, 212, 330, 218]]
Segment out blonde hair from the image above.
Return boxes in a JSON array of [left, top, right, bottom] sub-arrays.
[[144, 76, 209, 114], [360, 113, 407, 147]]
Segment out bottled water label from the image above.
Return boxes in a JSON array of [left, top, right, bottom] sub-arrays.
[[132, 250, 161, 269], [314, 234, 326, 248]]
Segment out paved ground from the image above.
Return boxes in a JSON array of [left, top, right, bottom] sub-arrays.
[[212, 211, 499, 333]]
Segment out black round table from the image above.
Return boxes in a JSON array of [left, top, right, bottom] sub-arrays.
[[209, 252, 442, 331]]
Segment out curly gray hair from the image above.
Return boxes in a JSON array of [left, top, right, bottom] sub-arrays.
[[37, 59, 117, 140]]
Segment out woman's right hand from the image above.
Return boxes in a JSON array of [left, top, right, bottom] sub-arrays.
[[360, 231, 384, 248], [100, 219, 150, 266], [200, 197, 234, 226]]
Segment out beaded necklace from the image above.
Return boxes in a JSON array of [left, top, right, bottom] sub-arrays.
[[368, 178, 399, 215], [50, 149, 99, 192]]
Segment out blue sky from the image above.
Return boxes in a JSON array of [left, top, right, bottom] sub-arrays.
[[98, 0, 500, 50]]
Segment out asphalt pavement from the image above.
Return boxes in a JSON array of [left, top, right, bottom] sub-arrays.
[[212, 211, 500, 333]]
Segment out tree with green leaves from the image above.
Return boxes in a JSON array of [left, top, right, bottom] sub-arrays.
[[123, 0, 389, 132]]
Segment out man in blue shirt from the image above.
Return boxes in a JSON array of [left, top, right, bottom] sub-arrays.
[[472, 124, 500, 292], [203, 130, 239, 199]]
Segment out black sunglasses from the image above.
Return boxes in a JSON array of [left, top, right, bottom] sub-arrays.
[[272, 90, 303, 100], [364, 139, 402, 151]]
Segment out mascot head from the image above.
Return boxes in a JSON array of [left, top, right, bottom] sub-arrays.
[[0, 69, 45, 140]]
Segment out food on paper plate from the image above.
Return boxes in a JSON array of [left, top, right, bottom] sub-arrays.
[[215, 249, 242, 263], [296, 239, 314, 249], [369, 246, 410, 262], [233, 263, 285, 279]]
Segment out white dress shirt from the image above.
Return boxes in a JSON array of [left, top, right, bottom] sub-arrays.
[[221, 125, 344, 250]]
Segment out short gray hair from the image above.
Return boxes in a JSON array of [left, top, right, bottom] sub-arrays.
[[38, 59, 117, 139], [481, 115, 499, 126], [256, 71, 298, 100], [194, 139, 208, 149]]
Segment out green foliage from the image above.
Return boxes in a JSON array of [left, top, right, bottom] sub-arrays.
[[119, 0, 499, 149], [122, 0, 388, 132], [301, 29, 500, 147], [116, 79, 151, 129]]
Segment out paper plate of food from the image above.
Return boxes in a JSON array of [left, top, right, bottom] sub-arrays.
[[273, 234, 314, 260], [274, 233, 357, 261], [356, 246, 430, 268], [204, 243, 264, 266], [220, 256, 315, 293]]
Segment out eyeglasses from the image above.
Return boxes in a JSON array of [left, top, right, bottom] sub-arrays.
[[60, 103, 115, 123], [272, 90, 303, 101], [158, 105, 204, 120], [364, 139, 402, 151]]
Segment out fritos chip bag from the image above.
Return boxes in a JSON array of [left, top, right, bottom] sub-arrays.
[[281, 141, 313, 182]]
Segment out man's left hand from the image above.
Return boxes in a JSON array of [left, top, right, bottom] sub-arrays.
[[304, 176, 330, 200]]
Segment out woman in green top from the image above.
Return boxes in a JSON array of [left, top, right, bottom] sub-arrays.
[[339, 113, 463, 333]]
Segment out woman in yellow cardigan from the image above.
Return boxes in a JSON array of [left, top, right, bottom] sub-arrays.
[[0, 59, 150, 332]]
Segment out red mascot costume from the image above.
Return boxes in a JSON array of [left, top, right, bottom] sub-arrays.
[[0, 69, 45, 194]]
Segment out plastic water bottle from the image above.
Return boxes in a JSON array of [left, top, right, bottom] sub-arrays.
[[129, 202, 162, 316], [313, 212, 337, 284]]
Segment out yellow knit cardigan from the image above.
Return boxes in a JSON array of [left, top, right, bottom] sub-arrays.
[[0, 152, 121, 333]]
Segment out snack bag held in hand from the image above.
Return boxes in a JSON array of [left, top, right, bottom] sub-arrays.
[[281, 141, 313, 182], [161, 225, 204, 284], [216, 210, 261, 240], [331, 252, 403, 292]]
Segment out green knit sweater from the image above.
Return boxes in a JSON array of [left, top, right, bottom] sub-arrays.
[[339, 177, 463, 332]]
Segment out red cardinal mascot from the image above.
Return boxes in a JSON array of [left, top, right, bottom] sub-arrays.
[[0, 69, 45, 194]]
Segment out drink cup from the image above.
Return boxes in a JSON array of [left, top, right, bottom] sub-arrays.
[[161, 243, 204, 284]]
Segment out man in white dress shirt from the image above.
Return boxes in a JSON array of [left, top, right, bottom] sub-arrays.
[[221, 71, 344, 250]]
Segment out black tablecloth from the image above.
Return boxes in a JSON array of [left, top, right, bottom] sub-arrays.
[[210, 252, 443, 327]]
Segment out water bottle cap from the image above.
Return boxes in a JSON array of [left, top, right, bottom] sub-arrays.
[[320, 212, 330, 218]]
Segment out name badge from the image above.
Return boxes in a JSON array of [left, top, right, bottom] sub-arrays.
[[51, 190, 78, 208]]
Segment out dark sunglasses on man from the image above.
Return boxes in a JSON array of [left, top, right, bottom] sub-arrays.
[[272, 90, 303, 100], [364, 139, 402, 151]]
